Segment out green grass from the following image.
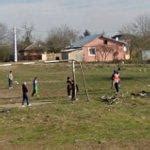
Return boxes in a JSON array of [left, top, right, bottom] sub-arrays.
[[0, 63, 149, 149]]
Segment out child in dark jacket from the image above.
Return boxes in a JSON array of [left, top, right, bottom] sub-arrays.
[[66, 77, 72, 98], [71, 79, 79, 100], [22, 82, 31, 107]]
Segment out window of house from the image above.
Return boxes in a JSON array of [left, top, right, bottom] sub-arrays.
[[55, 56, 60, 60], [89, 47, 96, 55], [103, 39, 108, 45], [123, 46, 127, 52]]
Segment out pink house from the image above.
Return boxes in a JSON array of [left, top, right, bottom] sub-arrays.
[[61, 34, 129, 62]]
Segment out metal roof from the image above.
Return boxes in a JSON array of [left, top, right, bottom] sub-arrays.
[[68, 34, 126, 49], [69, 34, 100, 48], [24, 42, 40, 51], [61, 49, 80, 52], [99, 36, 127, 45]]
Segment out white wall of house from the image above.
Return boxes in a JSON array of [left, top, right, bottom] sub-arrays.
[[142, 50, 150, 61], [68, 49, 83, 61], [42, 52, 47, 61]]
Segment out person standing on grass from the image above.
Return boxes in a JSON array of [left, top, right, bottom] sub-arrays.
[[113, 71, 121, 93], [31, 77, 38, 97], [111, 70, 116, 89], [71, 79, 79, 100], [8, 71, 13, 89], [22, 82, 31, 107], [66, 76, 72, 98]]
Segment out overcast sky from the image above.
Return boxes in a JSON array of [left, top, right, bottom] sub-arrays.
[[0, 0, 150, 38]]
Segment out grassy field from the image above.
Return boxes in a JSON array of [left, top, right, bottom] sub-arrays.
[[0, 63, 149, 150]]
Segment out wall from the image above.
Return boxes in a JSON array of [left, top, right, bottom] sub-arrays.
[[142, 50, 150, 61], [69, 49, 83, 61], [46, 52, 61, 60], [83, 37, 126, 62], [42, 52, 47, 61], [62, 52, 68, 60], [19, 50, 42, 60]]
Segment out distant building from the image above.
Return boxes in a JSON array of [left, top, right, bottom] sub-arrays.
[[112, 34, 126, 41], [62, 34, 129, 62], [19, 42, 61, 61], [142, 50, 150, 61], [19, 42, 44, 60]]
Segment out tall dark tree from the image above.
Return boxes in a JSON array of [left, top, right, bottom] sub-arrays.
[[0, 45, 12, 61], [83, 29, 91, 37]]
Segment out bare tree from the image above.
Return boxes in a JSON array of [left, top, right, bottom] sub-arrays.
[[22, 24, 34, 45], [0, 23, 8, 43], [120, 14, 150, 62], [96, 45, 114, 61], [46, 25, 78, 53], [17, 24, 34, 50], [121, 15, 150, 37]]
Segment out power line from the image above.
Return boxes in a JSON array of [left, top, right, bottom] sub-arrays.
[[15, 27, 50, 33]]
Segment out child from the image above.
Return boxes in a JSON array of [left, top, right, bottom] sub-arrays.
[[66, 77, 72, 98], [8, 71, 13, 89], [22, 82, 31, 107], [111, 70, 116, 89], [113, 71, 121, 93], [31, 77, 38, 97], [71, 79, 79, 100]]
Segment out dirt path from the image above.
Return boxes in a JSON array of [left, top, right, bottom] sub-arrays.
[[0, 101, 52, 109]]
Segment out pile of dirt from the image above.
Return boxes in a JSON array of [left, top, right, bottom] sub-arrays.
[[0, 108, 11, 113], [131, 91, 150, 98]]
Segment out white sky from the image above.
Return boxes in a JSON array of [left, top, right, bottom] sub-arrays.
[[0, 0, 150, 39]]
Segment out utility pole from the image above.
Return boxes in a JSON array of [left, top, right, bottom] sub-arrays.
[[72, 60, 77, 100], [14, 27, 18, 62]]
